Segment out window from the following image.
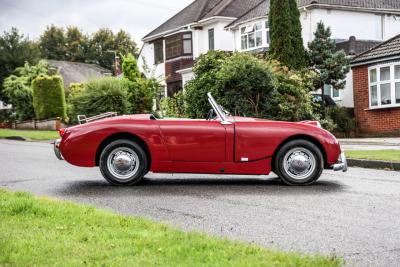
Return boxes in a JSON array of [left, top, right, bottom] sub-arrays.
[[208, 29, 214, 51], [154, 40, 164, 64], [369, 63, 400, 108], [323, 84, 340, 99], [165, 32, 192, 59], [240, 21, 268, 51]]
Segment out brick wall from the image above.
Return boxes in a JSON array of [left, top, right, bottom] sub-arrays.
[[352, 65, 400, 133], [165, 57, 194, 83]]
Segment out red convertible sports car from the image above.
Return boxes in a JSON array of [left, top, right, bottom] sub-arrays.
[[54, 93, 347, 186]]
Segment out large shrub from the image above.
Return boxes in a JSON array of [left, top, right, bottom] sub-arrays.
[[160, 90, 187, 118], [326, 106, 356, 134], [32, 75, 67, 120], [184, 51, 316, 121], [2, 61, 48, 121], [184, 51, 231, 118], [69, 77, 129, 121], [121, 53, 158, 114]]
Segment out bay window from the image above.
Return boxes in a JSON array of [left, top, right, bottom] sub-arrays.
[[165, 32, 192, 60], [369, 63, 400, 108], [240, 21, 269, 51]]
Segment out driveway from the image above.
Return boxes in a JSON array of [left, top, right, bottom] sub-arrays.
[[1, 139, 400, 266]]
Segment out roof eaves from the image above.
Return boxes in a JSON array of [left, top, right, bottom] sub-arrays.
[[302, 3, 400, 15], [352, 34, 400, 64]]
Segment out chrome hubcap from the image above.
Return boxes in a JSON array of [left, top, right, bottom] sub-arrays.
[[107, 147, 139, 180], [283, 148, 316, 180]]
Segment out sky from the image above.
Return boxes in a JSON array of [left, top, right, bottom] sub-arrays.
[[0, 0, 193, 45]]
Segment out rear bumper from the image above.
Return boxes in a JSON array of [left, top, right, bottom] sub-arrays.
[[331, 152, 347, 172], [53, 139, 63, 160]]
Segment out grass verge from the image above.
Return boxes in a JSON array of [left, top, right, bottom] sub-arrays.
[[346, 150, 400, 162], [0, 189, 342, 266], [0, 129, 59, 141]]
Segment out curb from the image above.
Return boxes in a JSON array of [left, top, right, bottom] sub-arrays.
[[2, 136, 27, 141], [347, 158, 400, 171]]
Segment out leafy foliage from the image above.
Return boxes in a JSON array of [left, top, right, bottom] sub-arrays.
[[0, 28, 41, 102], [32, 75, 67, 120], [68, 77, 129, 121], [184, 51, 316, 122], [121, 53, 158, 114], [39, 26, 138, 70], [268, 0, 305, 70], [307, 22, 350, 90], [184, 51, 231, 118], [160, 90, 187, 118], [3, 61, 49, 121], [326, 106, 356, 134]]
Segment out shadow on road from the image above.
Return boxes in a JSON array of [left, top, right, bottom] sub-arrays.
[[59, 175, 345, 197]]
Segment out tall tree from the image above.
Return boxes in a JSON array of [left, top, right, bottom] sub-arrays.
[[65, 26, 88, 62], [307, 22, 350, 93], [88, 28, 116, 70], [39, 25, 67, 60], [114, 30, 138, 57], [268, 0, 305, 69], [0, 27, 41, 102]]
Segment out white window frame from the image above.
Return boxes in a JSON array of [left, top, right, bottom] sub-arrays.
[[240, 20, 269, 52], [323, 84, 341, 100], [368, 62, 400, 109]]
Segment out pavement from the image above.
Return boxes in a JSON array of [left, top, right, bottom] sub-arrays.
[[1, 139, 400, 266], [339, 137, 400, 151]]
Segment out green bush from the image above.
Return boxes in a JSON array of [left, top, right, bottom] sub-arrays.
[[32, 75, 66, 120], [2, 61, 48, 121], [160, 90, 187, 118], [184, 51, 316, 122], [327, 106, 356, 134], [122, 53, 141, 81], [69, 77, 129, 121]]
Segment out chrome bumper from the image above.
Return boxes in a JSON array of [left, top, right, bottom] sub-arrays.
[[332, 152, 347, 172], [53, 139, 63, 160]]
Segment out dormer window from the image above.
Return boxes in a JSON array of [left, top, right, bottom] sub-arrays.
[[165, 32, 193, 60]]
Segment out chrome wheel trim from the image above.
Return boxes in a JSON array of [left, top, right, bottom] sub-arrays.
[[283, 147, 316, 180], [106, 147, 139, 180]]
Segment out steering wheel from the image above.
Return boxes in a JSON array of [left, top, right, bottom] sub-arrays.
[[206, 109, 215, 120]]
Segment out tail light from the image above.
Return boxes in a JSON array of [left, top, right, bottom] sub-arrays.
[[59, 128, 66, 138]]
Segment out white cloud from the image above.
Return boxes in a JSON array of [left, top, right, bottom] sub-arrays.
[[0, 0, 193, 45]]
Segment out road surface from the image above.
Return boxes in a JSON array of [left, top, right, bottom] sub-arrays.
[[1, 139, 399, 266]]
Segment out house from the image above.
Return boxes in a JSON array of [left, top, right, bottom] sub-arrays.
[[351, 34, 400, 134], [138, 0, 400, 107], [48, 60, 112, 89]]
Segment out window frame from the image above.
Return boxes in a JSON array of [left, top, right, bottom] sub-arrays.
[[208, 28, 215, 51], [165, 32, 193, 60], [240, 20, 269, 51], [153, 40, 164, 65], [368, 62, 400, 109]]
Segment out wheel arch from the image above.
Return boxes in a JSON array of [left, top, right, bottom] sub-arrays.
[[95, 132, 151, 168], [271, 134, 327, 171]]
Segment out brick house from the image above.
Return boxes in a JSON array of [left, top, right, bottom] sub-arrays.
[[351, 34, 400, 134]]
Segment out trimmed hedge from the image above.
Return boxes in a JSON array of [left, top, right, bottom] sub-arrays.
[[32, 75, 67, 120]]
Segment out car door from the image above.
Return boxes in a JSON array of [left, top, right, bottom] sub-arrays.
[[159, 119, 226, 162]]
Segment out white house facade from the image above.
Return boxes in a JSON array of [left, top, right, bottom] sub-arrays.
[[139, 0, 400, 107]]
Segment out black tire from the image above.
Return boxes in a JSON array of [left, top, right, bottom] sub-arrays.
[[99, 139, 148, 186], [274, 140, 324, 185]]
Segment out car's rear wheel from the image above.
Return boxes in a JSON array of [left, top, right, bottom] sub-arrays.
[[99, 139, 148, 185], [274, 140, 323, 185]]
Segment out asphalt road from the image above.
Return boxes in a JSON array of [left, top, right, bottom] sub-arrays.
[[1, 139, 400, 266]]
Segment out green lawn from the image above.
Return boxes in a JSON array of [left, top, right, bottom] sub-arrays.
[[0, 129, 59, 141], [0, 189, 342, 267], [346, 150, 400, 162]]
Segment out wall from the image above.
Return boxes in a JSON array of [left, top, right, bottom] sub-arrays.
[[138, 42, 166, 84], [301, 9, 400, 45], [13, 118, 65, 131], [352, 65, 400, 133]]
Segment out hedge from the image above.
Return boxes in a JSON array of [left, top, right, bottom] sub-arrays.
[[32, 75, 67, 120]]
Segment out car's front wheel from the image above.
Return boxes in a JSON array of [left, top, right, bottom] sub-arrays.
[[99, 139, 148, 185], [274, 140, 323, 185]]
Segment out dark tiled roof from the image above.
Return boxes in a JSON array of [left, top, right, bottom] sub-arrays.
[[48, 60, 112, 88], [352, 34, 400, 64], [144, 0, 400, 40], [298, 0, 400, 10], [335, 36, 382, 56]]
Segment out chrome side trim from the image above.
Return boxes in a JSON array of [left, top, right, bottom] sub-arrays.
[[332, 152, 347, 172], [54, 139, 63, 160]]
